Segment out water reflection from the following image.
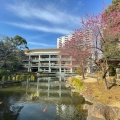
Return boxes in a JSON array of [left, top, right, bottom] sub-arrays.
[[0, 77, 88, 120]]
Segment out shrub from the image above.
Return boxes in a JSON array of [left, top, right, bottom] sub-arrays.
[[2, 76, 6, 81], [12, 76, 15, 81], [16, 75, 19, 81], [20, 74, 25, 81], [31, 75, 35, 81], [109, 66, 116, 76], [0, 69, 7, 79], [8, 76, 11, 81], [72, 78, 83, 90]]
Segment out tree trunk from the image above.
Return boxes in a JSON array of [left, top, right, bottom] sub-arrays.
[[82, 72, 85, 80], [102, 68, 109, 90], [103, 78, 108, 90]]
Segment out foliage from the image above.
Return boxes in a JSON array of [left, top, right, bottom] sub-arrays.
[[12, 76, 16, 81], [60, 29, 92, 79], [30, 92, 39, 100], [102, 1, 120, 53], [30, 75, 35, 81], [109, 66, 116, 76], [80, 1, 120, 89], [8, 76, 11, 81], [0, 69, 7, 79], [2, 76, 5, 81], [15, 75, 19, 81], [0, 35, 28, 72], [20, 74, 25, 81], [72, 78, 84, 90]]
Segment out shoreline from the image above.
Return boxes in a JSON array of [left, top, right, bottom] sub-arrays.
[[67, 75, 120, 120]]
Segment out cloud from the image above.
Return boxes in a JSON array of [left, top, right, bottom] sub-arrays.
[[6, 1, 80, 25], [6, 22, 72, 34], [28, 41, 56, 47]]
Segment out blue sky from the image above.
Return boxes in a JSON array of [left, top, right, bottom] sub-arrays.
[[0, 0, 112, 49]]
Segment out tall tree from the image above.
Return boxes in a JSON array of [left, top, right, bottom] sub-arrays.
[[80, 2, 120, 89], [60, 29, 92, 79], [0, 35, 28, 71]]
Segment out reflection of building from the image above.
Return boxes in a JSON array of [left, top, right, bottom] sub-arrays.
[[24, 49, 73, 73], [21, 77, 87, 119], [25, 77, 73, 102]]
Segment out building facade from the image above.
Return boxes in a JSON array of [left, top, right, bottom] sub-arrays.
[[24, 49, 73, 74], [24, 30, 95, 74], [57, 34, 74, 48]]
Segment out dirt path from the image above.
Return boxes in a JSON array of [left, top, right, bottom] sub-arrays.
[[75, 75, 97, 83]]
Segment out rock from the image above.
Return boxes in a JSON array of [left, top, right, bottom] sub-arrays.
[[83, 94, 94, 103], [87, 103, 120, 120], [83, 104, 90, 109], [87, 115, 105, 120]]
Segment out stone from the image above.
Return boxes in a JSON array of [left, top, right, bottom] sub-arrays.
[[87, 115, 105, 120], [87, 103, 120, 120]]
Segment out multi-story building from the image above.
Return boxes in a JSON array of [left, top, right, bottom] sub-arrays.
[[24, 30, 95, 74], [24, 49, 73, 74], [57, 34, 74, 48], [57, 29, 93, 49]]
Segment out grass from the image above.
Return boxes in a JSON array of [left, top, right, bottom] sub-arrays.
[[84, 81, 120, 107], [67, 75, 120, 107]]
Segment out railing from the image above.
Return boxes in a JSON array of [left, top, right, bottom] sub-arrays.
[[31, 64, 38, 66], [41, 64, 49, 66], [31, 58, 39, 61], [40, 58, 49, 61], [49, 58, 58, 60], [24, 64, 30, 67]]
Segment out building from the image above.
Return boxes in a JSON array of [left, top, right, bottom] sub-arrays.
[[24, 49, 73, 74], [24, 30, 95, 74], [57, 34, 74, 48], [57, 29, 93, 49]]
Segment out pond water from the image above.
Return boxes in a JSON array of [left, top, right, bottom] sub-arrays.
[[0, 77, 88, 120]]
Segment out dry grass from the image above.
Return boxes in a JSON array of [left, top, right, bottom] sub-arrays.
[[67, 75, 120, 108], [84, 81, 120, 107]]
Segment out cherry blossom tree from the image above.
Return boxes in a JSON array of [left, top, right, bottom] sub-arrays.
[[60, 29, 92, 79], [80, 1, 120, 89]]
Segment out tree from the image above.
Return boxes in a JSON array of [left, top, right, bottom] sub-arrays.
[[60, 29, 92, 79], [0, 35, 28, 72], [80, 2, 120, 89], [102, 0, 120, 50]]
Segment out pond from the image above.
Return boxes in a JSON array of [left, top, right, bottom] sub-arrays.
[[0, 77, 88, 120]]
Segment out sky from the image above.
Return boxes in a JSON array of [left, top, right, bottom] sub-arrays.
[[0, 0, 112, 49]]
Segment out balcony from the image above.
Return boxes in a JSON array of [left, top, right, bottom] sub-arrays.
[[31, 58, 39, 61], [41, 64, 49, 67], [40, 58, 49, 61], [31, 64, 39, 66], [24, 64, 30, 67], [50, 58, 58, 61]]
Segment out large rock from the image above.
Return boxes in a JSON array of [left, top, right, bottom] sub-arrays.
[[87, 103, 120, 120]]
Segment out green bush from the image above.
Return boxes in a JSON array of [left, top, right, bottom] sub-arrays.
[[20, 74, 25, 81], [0, 69, 7, 79], [15, 75, 19, 81], [109, 66, 116, 76], [72, 78, 83, 90], [8, 76, 11, 81], [12, 76, 16, 81], [2, 76, 6, 81], [30, 75, 35, 81]]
